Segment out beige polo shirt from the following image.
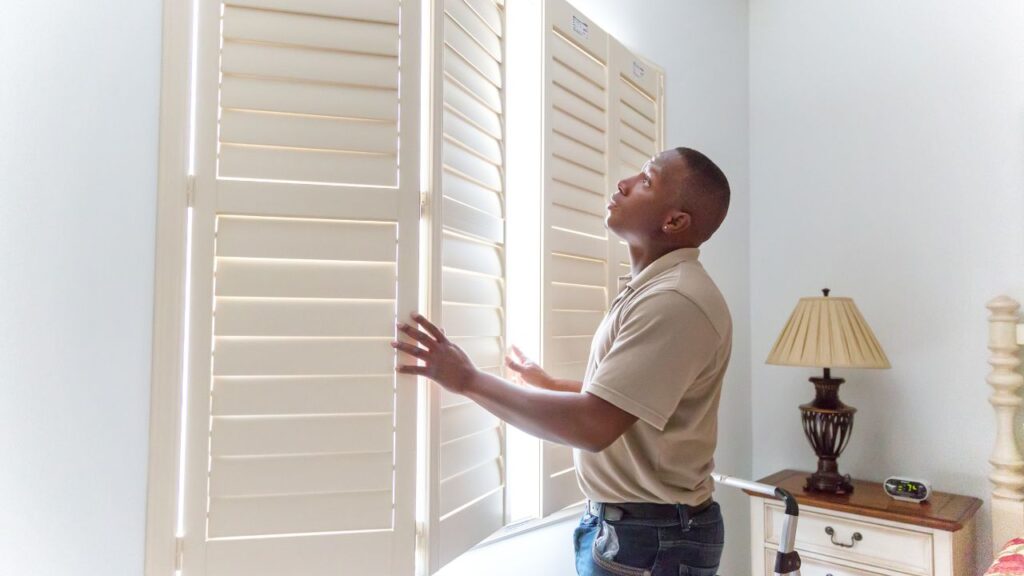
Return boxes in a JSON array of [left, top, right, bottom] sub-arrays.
[[574, 247, 732, 505]]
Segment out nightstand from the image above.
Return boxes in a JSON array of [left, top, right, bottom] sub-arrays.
[[747, 470, 982, 576]]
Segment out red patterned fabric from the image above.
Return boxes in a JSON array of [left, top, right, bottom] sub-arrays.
[[986, 538, 1024, 575]]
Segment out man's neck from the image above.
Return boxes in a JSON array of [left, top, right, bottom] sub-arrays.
[[627, 242, 697, 278]]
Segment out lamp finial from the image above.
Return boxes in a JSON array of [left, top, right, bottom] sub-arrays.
[[822, 288, 831, 297]]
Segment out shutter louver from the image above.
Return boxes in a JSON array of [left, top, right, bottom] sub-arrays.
[[539, 0, 609, 517], [181, 1, 420, 574], [427, 0, 507, 571], [608, 40, 664, 290]]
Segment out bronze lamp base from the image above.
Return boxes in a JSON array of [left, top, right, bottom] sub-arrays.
[[801, 368, 855, 494]]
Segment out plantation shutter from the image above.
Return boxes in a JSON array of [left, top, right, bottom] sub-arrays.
[[425, 0, 508, 571], [539, 0, 610, 516], [607, 40, 664, 290], [180, 1, 420, 575]]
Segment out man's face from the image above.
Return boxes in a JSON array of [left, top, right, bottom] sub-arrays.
[[605, 150, 685, 241]]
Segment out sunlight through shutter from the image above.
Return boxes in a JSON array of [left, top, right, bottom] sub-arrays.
[[180, 1, 420, 575], [426, 0, 508, 571]]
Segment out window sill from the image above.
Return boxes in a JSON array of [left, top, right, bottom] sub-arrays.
[[475, 503, 586, 549]]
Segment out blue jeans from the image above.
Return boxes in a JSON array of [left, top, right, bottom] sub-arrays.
[[573, 502, 724, 576]]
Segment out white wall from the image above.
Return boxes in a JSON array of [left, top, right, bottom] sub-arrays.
[[750, 1, 1024, 572], [0, 1, 162, 575], [442, 1, 752, 574]]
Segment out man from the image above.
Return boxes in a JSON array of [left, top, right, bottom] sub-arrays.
[[392, 147, 732, 575]]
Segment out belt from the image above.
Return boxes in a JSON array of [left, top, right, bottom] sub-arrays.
[[587, 498, 714, 524]]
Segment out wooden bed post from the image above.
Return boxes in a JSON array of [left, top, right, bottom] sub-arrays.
[[988, 295, 1024, 554]]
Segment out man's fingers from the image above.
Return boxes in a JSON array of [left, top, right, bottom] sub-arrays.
[[397, 365, 430, 376], [510, 345, 527, 362], [505, 355, 526, 373], [412, 312, 449, 343], [397, 321, 436, 348], [392, 341, 428, 359]]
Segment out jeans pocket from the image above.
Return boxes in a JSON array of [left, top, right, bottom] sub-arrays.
[[590, 521, 660, 576], [678, 566, 717, 576]]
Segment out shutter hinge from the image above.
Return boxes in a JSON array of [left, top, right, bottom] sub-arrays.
[[175, 537, 184, 571], [420, 191, 429, 216], [186, 175, 196, 208]]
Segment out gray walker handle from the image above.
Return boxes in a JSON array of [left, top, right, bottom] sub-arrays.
[[712, 473, 801, 576]]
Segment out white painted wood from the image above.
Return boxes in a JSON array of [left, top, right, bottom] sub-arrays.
[[549, 227, 607, 261], [442, 269, 503, 306], [212, 375, 394, 415], [210, 414, 393, 456], [441, 304, 503, 338], [549, 283, 607, 311], [221, 76, 397, 121], [214, 299, 395, 337], [213, 338, 394, 377], [206, 532, 394, 576], [443, 197, 504, 243], [441, 401, 502, 443], [145, 0, 192, 573], [227, 0, 400, 24], [441, 429, 503, 478], [222, 42, 399, 89], [444, 17, 501, 87], [442, 233, 503, 277], [176, 1, 421, 572], [987, 295, 1024, 555], [438, 489, 505, 567], [549, 309, 604, 337], [220, 110, 397, 154], [444, 0, 501, 61], [549, 254, 606, 286], [441, 459, 504, 516], [751, 496, 976, 576], [444, 109, 502, 164], [442, 171, 503, 217], [451, 336, 504, 369], [552, 84, 605, 130], [551, 155, 605, 195], [548, 179, 606, 217], [547, 336, 594, 365], [208, 489, 393, 537], [765, 503, 932, 575], [209, 451, 393, 497], [216, 216, 396, 262], [444, 77, 502, 138], [222, 6, 399, 56], [443, 140, 503, 191], [215, 259, 396, 299], [219, 144, 397, 186], [549, 203, 607, 238]]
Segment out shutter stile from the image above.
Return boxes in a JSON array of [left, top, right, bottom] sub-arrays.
[[181, 1, 420, 574], [427, 0, 508, 571]]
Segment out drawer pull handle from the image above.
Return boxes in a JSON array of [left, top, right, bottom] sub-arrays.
[[825, 526, 863, 548]]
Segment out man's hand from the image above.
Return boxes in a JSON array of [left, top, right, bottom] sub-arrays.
[[392, 312, 478, 394], [504, 345, 553, 388]]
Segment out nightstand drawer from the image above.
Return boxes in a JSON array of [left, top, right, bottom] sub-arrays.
[[765, 503, 933, 575], [763, 548, 890, 576]]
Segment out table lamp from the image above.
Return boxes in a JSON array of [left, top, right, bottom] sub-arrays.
[[766, 288, 890, 494]]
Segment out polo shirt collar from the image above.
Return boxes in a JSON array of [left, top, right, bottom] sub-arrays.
[[621, 247, 701, 292]]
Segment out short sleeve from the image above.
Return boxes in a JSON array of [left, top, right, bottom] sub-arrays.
[[583, 290, 721, 430]]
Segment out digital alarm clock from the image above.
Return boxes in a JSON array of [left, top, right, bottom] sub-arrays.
[[883, 476, 931, 503]]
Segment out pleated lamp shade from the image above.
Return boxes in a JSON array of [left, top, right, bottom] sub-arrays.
[[766, 293, 890, 369]]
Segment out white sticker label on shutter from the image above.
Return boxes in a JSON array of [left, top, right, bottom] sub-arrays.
[[632, 61, 646, 80], [571, 15, 589, 39]]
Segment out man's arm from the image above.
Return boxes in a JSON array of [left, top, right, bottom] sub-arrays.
[[393, 314, 636, 452]]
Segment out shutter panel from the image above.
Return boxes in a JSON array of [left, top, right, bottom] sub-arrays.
[[608, 41, 664, 291], [180, 1, 420, 575], [426, 0, 507, 571], [540, 0, 610, 516]]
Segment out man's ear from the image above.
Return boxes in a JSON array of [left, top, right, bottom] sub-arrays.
[[662, 211, 691, 233]]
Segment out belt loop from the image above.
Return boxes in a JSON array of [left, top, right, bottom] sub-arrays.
[[598, 502, 606, 521], [675, 504, 691, 531]]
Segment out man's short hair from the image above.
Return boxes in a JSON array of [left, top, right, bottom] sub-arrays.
[[674, 147, 730, 244]]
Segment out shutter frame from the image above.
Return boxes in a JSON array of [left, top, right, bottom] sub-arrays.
[[179, 1, 421, 574]]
